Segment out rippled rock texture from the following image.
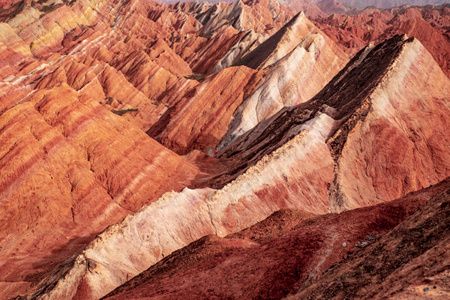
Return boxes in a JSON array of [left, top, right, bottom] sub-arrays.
[[0, 0, 449, 299], [103, 179, 450, 299]]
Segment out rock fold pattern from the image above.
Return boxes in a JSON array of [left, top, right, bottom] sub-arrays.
[[0, 0, 448, 299]]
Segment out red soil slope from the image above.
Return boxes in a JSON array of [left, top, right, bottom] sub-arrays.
[[103, 178, 450, 299]]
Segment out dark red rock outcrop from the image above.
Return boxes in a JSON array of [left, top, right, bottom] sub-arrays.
[[292, 178, 450, 299], [102, 179, 450, 299]]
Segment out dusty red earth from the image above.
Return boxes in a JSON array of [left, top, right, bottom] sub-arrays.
[[102, 179, 450, 299], [0, 0, 449, 299], [292, 179, 450, 299]]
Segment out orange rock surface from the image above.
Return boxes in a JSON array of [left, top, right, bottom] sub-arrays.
[[0, 83, 200, 298], [148, 66, 259, 155]]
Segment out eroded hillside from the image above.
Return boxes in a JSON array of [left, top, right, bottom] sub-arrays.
[[0, 0, 448, 299], [102, 178, 450, 299]]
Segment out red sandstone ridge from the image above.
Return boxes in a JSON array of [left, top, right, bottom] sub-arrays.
[[0, 83, 201, 297], [102, 179, 450, 299], [148, 12, 349, 155], [147, 66, 260, 155], [0, 0, 297, 297], [222, 12, 349, 145], [178, 0, 294, 74], [209, 34, 450, 207]]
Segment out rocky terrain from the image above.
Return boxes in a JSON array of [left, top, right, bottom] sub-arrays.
[[313, 4, 450, 76], [0, 0, 448, 299], [102, 179, 450, 299]]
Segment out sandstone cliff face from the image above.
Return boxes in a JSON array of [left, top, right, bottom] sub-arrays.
[[235, 12, 326, 70], [177, 0, 293, 74], [212, 35, 450, 200], [327, 36, 449, 210], [26, 114, 338, 298], [198, 0, 292, 37], [0, 0, 208, 297], [211, 29, 266, 72], [147, 10, 349, 155], [221, 12, 349, 146], [0, 0, 205, 132], [0, 0, 299, 297], [26, 188, 217, 299]]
